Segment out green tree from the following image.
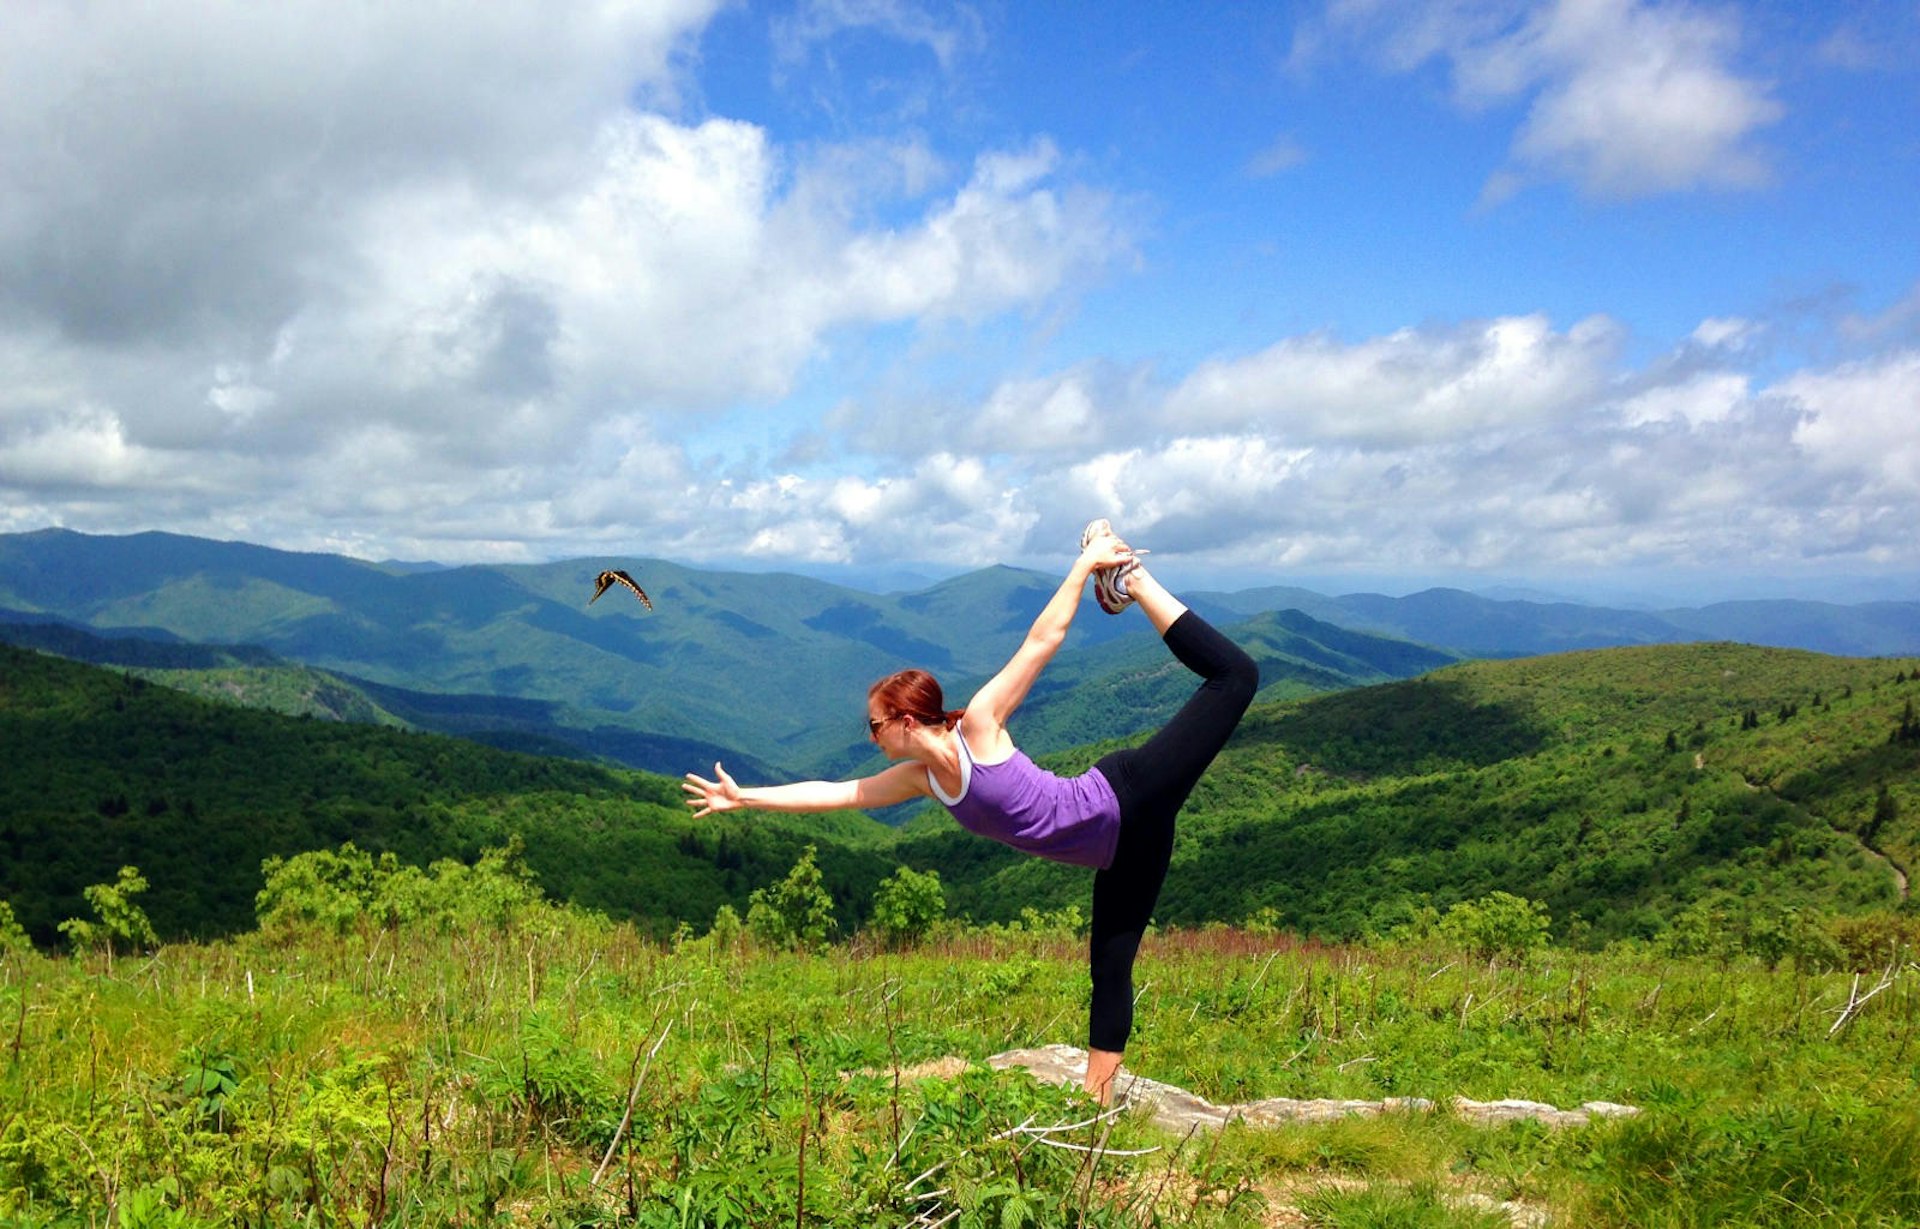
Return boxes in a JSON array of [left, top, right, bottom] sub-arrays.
[[746, 844, 836, 951], [708, 902, 744, 949], [257, 839, 545, 939], [58, 865, 160, 966], [1736, 904, 1844, 973], [869, 866, 944, 949], [256, 843, 382, 938], [424, 835, 545, 930], [0, 900, 30, 959], [1437, 891, 1551, 964], [1867, 786, 1898, 844], [1665, 897, 1734, 961]]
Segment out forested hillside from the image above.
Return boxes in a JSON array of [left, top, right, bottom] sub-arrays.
[[7, 638, 1918, 953], [8, 528, 1917, 788], [897, 643, 1920, 943], [0, 645, 895, 945]]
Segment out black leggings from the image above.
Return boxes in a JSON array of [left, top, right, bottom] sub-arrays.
[[1087, 610, 1257, 1052]]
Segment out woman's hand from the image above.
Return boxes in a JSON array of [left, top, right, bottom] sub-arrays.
[[683, 762, 744, 817], [1078, 528, 1140, 571]]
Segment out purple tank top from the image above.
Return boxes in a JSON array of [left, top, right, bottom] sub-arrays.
[[928, 734, 1121, 870]]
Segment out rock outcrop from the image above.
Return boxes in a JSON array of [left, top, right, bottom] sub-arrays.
[[987, 1044, 1640, 1136]]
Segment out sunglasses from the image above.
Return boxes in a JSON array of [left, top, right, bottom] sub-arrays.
[[868, 714, 904, 737]]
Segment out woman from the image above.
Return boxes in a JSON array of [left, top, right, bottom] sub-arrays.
[[682, 519, 1258, 1102]]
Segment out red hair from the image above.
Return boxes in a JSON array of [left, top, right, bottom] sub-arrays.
[[868, 669, 965, 730]]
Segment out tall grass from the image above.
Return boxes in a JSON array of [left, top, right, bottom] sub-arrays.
[[3, 914, 1916, 1226]]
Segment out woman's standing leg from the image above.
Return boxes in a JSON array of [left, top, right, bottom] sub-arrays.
[[1083, 564, 1258, 1101], [1086, 828, 1172, 1100]]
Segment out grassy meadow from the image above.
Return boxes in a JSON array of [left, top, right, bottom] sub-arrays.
[[5, 628, 1920, 1225], [4, 905, 1918, 1228]]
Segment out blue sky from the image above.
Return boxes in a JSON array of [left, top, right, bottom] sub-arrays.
[[2, 0, 1916, 603]]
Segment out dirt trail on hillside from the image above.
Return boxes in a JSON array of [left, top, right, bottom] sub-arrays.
[[1736, 769, 1910, 902]]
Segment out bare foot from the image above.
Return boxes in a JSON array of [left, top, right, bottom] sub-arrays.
[[1084, 1047, 1124, 1105]]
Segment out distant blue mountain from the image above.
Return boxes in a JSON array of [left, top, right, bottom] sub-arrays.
[[5, 528, 1915, 781]]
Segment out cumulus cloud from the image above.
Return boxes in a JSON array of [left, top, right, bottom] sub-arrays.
[[1247, 135, 1310, 178], [1319, 0, 1782, 201], [773, 0, 988, 74], [881, 315, 1918, 577], [1162, 314, 1620, 446], [0, 1, 1129, 563], [1, 2, 1911, 590], [1783, 352, 1920, 498]]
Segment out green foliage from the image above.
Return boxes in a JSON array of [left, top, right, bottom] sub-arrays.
[[0, 643, 898, 945], [57, 864, 158, 959], [168, 1047, 242, 1131], [1296, 1181, 1510, 1227], [8, 634, 1920, 965], [477, 1012, 619, 1143], [0, 900, 28, 957], [708, 902, 744, 948], [868, 865, 945, 948], [746, 844, 836, 951], [1828, 911, 1920, 971], [913, 643, 1920, 946], [1657, 894, 1896, 973], [256, 843, 388, 937], [1437, 892, 1551, 964], [256, 838, 547, 939], [426, 835, 546, 930], [7, 919, 1920, 1227]]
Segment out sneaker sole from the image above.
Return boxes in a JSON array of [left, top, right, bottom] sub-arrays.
[[1092, 559, 1138, 614]]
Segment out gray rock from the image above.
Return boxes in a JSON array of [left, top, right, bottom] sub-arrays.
[[987, 1044, 1639, 1136]]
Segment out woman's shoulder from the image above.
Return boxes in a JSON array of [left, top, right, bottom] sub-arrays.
[[956, 716, 1017, 767]]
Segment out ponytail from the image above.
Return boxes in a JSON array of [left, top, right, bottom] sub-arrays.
[[868, 669, 964, 731]]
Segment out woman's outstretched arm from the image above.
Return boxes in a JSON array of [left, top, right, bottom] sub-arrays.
[[965, 533, 1136, 732], [683, 760, 927, 818]]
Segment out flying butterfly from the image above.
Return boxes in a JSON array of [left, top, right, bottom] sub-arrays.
[[589, 569, 653, 612]]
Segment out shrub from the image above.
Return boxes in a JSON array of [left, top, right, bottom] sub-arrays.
[[0, 900, 30, 959], [1663, 897, 1737, 961], [1829, 912, 1919, 971], [1437, 891, 1551, 964], [421, 836, 545, 931], [746, 845, 836, 951], [256, 843, 383, 938], [1739, 905, 1847, 973], [1243, 905, 1284, 936], [256, 838, 548, 939], [708, 902, 744, 945], [868, 866, 944, 949], [58, 865, 159, 962]]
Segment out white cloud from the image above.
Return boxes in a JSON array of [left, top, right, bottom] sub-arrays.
[[0, 407, 178, 490], [1616, 371, 1749, 427], [836, 141, 1123, 322], [899, 316, 1912, 577], [773, 0, 988, 73], [1688, 317, 1758, 350], [1162, 314, 1620, 445], [1247, 135, 1310, 178], [1784, 352, 1920, 496], [0, 1, 718, 343], [969, 371, 1103, 454], [1323, 0, 1782, 201], [0, 3, 1129, 564]]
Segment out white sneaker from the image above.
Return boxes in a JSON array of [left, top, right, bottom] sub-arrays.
[[1080, 518, 1142, 615]]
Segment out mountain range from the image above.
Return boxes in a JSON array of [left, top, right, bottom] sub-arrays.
[[3, 527, 1917, 783], [6, 623, 1915, 950]]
